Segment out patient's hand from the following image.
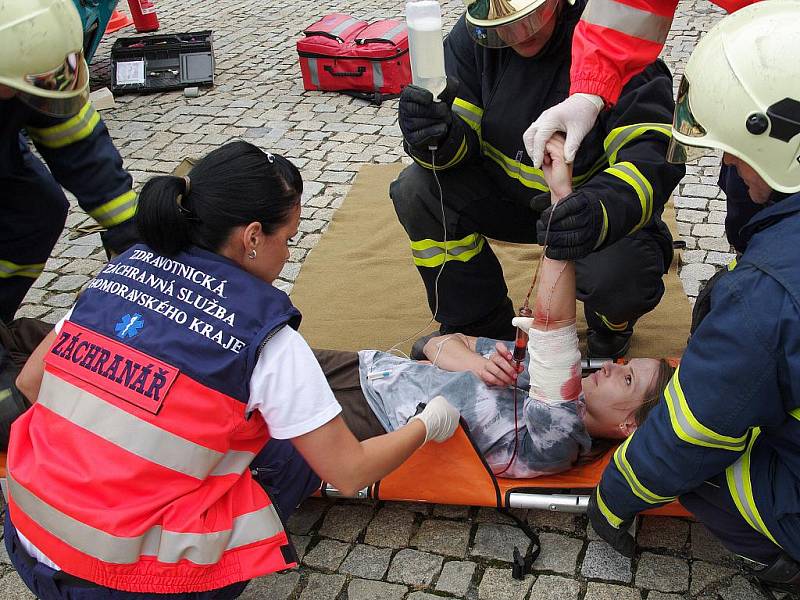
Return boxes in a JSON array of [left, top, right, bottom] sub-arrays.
[[475, 341, 524, 387], [542, 133, 573, 201]]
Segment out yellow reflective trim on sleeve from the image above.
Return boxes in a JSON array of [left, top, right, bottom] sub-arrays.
[[726, 428, 781, 548], [481, 142, 549, 191], [789, 408, 800, 422], [0, 260, 46, 279], [88, 190, 138, 228], [727, 258, 738, 271], [663, 366, 749, 451], [410, 233, 486, 268], [27, 103, 101, 149], [412, 136, 469, 171], [452, 98, 484, 133], [613, 436, 677, 505], [571, 123, 671, 188], [606, 161, 653, 233], [603, 123, 672, 166], [596, 489, 624, 528]]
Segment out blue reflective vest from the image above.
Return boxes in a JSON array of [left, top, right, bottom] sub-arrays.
[[597, 192, 800, 559]]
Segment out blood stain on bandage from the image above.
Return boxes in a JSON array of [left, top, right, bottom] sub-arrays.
[[560, 363, 582, 402]]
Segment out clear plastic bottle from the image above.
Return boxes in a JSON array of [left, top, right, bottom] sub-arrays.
[[405, 0, 447, 98]]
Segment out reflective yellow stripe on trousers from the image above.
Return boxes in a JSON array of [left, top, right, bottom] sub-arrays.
[[596, 489, 624, 528], [88, 189, 138, 228], [0, 260, 45, 279], [664, 366, 749, 451], [27, 103, 101, 149], [410, 233, 486, 268], [726, 428, 781, 548]]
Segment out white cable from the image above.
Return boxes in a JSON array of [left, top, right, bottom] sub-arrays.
[[387, 146, 448, 357]]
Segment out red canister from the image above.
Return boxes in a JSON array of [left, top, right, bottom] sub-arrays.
[[127, 0, 160, 32]]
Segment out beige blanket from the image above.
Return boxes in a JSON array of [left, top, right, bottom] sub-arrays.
[[291, 164, 691, 358]]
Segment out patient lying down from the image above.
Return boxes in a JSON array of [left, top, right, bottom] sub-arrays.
[[315, 334, 673, 479], [315, 135, 674, 479]]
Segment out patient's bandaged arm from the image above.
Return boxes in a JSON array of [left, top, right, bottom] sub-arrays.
[[527, 323, 581, 405]]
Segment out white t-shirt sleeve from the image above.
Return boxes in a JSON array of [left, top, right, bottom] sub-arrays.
[[54, 307, 74, 334], [247, 326, 342, 439]]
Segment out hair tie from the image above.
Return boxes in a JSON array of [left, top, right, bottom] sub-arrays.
[[176, 176, 192, 216], [266, 152, 275, 164]]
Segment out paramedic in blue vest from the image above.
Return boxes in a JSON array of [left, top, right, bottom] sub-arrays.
[[5, 141, 460, 599], [0, 0, 139, 325], [587, 3, 800, 594], [392, 0, 685, 359]]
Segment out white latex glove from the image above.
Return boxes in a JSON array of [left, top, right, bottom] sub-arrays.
[[410, 395, 460, 443], [524, 93, 604, 168]]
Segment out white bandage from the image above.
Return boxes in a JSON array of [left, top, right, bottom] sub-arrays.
[[527, 323, 581, 405]]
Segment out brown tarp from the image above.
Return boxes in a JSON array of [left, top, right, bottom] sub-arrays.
[[292, 164, 691, 359]]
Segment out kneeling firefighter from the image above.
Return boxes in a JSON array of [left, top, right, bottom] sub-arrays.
[[392, 0, 685, 358], [587, 2, 800, 595]]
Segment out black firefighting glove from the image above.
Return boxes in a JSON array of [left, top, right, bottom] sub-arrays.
[[537, 194, 607, 261], [100, 218, 140, 259], [587, 488, 636, 558], [398, 78, 459, 150]]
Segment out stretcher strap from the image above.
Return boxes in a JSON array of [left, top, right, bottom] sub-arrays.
[[498, 508, 541, 580]]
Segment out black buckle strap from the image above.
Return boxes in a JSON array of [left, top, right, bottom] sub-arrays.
[[498, 508, 541, 580]]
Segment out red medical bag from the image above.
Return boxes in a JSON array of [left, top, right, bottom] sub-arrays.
[[297, 14, 411, 103]]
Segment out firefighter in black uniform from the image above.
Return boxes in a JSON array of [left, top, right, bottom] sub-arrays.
[[0, 0, 139, 325], [392, 0, 685, 357], [0, 0, 139, 448]]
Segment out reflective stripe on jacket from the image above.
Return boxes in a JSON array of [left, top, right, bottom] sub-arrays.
[[596, 193, 800, 559], [570, 0, 762, 104], [407, 5, 684, 253], [2, 98, 137, 230], [7, 245, 303, 593]]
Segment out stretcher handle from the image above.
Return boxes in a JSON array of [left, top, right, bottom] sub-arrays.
[[507, 492, 589, 513], [323, 65, 366, 78]]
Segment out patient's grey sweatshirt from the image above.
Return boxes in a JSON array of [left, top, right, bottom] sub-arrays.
[[358, 338, 592, 478]]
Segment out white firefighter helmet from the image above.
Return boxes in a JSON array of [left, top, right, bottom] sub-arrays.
[[667, 0, 800, 193], [0, 0, 89, 117], [464, 0, 564, 48]]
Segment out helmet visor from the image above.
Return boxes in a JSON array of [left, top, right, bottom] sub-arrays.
[[666, 137, 714, 164], [666, 75, 712, 164], [466, 0, 559, 48], [17, 51, 90, 117]]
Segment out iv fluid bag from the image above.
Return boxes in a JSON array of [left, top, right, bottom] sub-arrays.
[[406, 0, 447, 98]]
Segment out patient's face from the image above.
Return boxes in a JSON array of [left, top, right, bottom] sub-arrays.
[[580, 358, 660, 439]]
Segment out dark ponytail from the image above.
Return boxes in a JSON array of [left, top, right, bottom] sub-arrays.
[[135, 141, 303, 257]]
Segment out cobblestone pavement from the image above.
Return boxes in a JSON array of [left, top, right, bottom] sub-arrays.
[[3, 0, 785, 598]]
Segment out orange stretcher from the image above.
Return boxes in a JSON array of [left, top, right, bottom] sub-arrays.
[[319, 422, 691, 518], [319, 356, 690, 518]]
